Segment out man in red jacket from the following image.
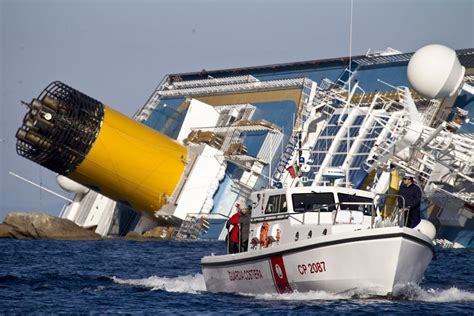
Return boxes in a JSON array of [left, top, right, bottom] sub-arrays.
[[228, 204, 241, 253]]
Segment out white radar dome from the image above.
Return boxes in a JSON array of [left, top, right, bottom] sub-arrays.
[[407, 44, 465, 99], [56, 175, 90, 194], [415, 219, 437, 240]]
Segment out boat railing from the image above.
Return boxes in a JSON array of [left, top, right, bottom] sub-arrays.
[[251, 201, 370, 226], [250, 194, 408, 229], [251, 212, 304, 224], [374, 193, 407, 228]]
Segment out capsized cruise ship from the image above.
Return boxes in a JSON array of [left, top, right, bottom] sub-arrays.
[[16, 45, 474, 247]]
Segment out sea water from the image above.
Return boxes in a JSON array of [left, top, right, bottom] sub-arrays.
[[0, 240, 473, 314]]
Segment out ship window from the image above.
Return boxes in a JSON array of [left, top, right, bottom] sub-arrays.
[[337, 193, 373, 214], [265, 194, 287, 214], [292, 192, 335, 213]]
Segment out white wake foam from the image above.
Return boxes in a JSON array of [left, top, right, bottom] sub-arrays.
[[393, 284, 474, 302], [112, 274, 206, 294], [112, 274, 474, 303], [251, 285, 474, 302]]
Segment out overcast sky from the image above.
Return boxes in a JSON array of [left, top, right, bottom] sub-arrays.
[[1, 0, 473, 220]]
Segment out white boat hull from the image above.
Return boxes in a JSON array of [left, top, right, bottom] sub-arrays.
[[201, 227, 434, 295]]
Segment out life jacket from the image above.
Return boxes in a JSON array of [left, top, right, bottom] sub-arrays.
[[260, 222, 269, 248]]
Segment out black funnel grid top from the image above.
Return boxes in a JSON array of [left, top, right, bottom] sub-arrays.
[[16, 81, 104, 175]]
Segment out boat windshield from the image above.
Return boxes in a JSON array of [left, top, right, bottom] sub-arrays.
[[292, 192, 335, 213], [265, 194, 287, 214], [337, 193, 373, 214]]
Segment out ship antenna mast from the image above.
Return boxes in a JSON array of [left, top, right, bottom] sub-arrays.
[[348, 0, 353, 93], [346, 0, 354, 188]]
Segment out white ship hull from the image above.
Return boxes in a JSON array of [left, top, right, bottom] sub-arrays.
[[201, 227, 434, 295]]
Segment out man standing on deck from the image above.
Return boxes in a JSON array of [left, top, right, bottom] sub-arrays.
[[397, 174, 422, 228], [239, 206, 251, 252], [228, 204, 241, 254]]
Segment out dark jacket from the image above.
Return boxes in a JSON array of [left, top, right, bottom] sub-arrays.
[[239, 211, 251, 241], [397, 183, 422, 210], [398, 182, 422, 228]]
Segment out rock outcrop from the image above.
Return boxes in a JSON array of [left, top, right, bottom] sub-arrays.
[[0, 212, 101, 240], [142, 226, 175, 239], [0, 223, 21, 239], [123, 226, 176, 240]]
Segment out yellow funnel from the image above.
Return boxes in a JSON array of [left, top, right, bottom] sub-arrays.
[[16, 81, 187, 216]]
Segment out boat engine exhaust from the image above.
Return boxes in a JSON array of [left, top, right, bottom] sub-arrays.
[[16, 81, 187, 217]]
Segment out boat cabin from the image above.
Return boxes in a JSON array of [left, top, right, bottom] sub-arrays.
[[245, 186, 377, 251]]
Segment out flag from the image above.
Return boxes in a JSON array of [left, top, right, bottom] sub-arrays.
[[286, 165, 296, 178], [287, 164, 301, 178]]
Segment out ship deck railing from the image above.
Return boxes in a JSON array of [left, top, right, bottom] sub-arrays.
[[157, 78, 306, 98], [174, 213, 229, 240]]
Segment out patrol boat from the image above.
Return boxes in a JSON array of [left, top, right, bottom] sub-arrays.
[[201, 185, 436, 295]]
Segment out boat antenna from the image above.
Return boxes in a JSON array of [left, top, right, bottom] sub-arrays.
[[348, 0, 354, 94]]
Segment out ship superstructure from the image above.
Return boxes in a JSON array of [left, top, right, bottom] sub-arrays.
[[18, 47, 474, 247]]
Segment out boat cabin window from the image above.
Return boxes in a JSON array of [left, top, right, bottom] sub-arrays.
[[265, 194, 287, 214], [292, 192, 335, 213], [337, 193, 373, 214]]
